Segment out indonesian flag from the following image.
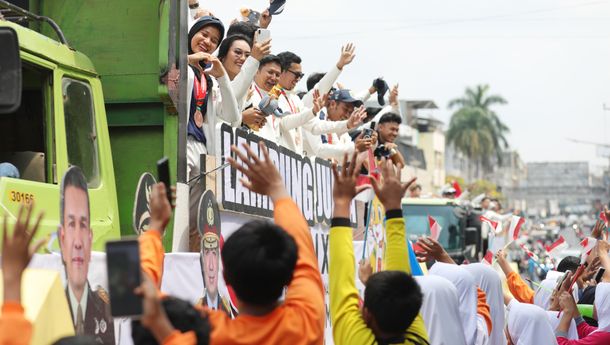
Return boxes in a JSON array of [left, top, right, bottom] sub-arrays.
[[545, 236, 568, 259], [480, 215, 502, 234], [482, 250, 494, 265], [579, 237, 597, 264], [508, 216, 525, 241], [519, 243, 539, 262], [452, 180, 462, 197], [428, 215, 442, 241]]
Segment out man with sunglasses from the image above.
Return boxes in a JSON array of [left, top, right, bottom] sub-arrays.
[[276, 48, 365, 155]]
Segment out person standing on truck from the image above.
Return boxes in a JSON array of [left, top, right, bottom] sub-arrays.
[[58, 167, 115, 344], [217, 34, 272, 128], [186, 16, 241, 173]]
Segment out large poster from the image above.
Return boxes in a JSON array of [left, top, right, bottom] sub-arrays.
[[58, 167, 115, 344]]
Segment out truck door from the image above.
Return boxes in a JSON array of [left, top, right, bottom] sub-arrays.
[[0, 57, 60, 243], [57, 75, 119, 249]]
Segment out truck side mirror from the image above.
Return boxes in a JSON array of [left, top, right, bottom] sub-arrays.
[[0, 27, 22, 114], [464, 227, 478, 246]]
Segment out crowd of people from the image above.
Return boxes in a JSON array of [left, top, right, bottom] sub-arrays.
[[2, 1, 610, 345], [182, 0, 406, 186]]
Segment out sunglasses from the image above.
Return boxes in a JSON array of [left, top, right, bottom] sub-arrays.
[[287, 70, 304, 80]]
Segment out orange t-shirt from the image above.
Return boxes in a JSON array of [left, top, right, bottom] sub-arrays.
[[506, 271, 535, 304], [0, 302, 32, 345], [140, 198, 326, 345]]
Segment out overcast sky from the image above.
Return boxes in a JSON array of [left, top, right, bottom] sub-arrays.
[[207, 0, 610, 172]]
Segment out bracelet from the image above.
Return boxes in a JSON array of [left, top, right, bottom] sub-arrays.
[[189, 2, 199, 9]]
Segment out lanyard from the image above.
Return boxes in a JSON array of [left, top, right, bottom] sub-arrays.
[[193, 74, 208, 110], [254, 84, 276, 128], [281, 90, 297, 114]]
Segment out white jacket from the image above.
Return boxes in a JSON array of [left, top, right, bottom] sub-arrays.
[[231, 56, 259, 111], [186, 68, 241, 156]]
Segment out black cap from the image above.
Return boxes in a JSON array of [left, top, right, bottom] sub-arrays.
[[329, 89, 363, 107], [188, 16, 225, 54]]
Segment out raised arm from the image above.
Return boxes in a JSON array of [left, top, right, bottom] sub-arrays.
[[329, 153, 378, 343], [368, 159, 429, 341], [228, 142, 324, 322], [231, 39, 271, 110], [302, 43, 356, 107], [0, 205, 44, 345], [496, 249, 534, 303], [208, 57, 241, 126]]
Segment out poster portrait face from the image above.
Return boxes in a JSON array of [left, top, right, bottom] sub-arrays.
[[198, 190, 222, 299], [59, 166, 92, 291], [201, 233, 220, 296]]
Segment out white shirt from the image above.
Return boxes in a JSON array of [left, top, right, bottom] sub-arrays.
[[68, 281, 89, 325]]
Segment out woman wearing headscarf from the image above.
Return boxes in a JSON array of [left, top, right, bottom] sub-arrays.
[[547, 310, 579, 340], [555, 283, 610, 344], [186, 16, 241, 180], [414, 275, 467, 345], [464, 263, 506, 345], [506, 299, 558, 345], [428, 262, 490, 345]]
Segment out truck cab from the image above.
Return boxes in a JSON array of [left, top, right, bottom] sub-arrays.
[[0, 19, 120, 249], [402, 197, 482, 263]]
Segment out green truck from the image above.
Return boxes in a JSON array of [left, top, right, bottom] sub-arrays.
[[402, 198, 483, 263], [0, 0, 187, 250]]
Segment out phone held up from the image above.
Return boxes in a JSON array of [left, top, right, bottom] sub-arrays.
[[157, 157, 172, 205], [106, 238, 142, 318]]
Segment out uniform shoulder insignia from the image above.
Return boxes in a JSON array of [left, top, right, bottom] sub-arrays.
[[95, 286, 110, 304]]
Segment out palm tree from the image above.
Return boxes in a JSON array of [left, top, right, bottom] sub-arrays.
[[446, 107, 496, 179], [447, 85, 509, 177]]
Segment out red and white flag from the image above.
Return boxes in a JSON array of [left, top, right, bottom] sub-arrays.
[[545, 236, 568, 259], [508, 216, 525, 241], [600, 211, 608, 227], [579, 237, 597, 264], [480, 215, 502, 234], [519, 243, 539, 262], [482, 250, 494, 265], [482, 229, 505, 265], [428, 215, 442, 241]]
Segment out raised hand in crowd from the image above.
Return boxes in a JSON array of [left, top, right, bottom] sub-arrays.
[[228, 142, 289, 201], [358, 259, 373, 285], [415, 236, 455, 264], [207, 55, 227, 78], [354, 133, 373, 153], [312, 89, 327, 115], [346, 105, 367, 129], [592, 219, 605, 240], [149, 183, 172, 234], [368, 158, 414, 210], [331, 152, 369, 218], [549, 270, 573, 311], [2, 204, 45, 303], [389, 84, 399, 107], [336, 43, 356, 70], [251, 36, 272, 61], [495, 249, 514, 276], [259, 9, 272, 29], [597, 240, 610, 282], [135, 274, 174, 343]]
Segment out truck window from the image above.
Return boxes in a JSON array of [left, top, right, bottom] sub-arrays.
[[62, 78, 100, 187], [403, 204, 463, 252], [0, 63, 54, 183]]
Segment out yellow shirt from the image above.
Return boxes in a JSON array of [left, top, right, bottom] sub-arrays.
[[329, 212, 429, 344]]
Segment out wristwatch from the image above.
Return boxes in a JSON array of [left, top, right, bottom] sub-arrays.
[[189, 2, 199, 9]]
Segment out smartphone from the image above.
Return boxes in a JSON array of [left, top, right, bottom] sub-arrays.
[[595, 267, 606, 283], [555, 270, 571, 291], [363, 121, 376, 139], [255, 28, 271, 44], [106, 238, 142, 317], [157, 157, 172, 205]]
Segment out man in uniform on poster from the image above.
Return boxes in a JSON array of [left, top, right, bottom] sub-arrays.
[[58, 166, 115, 344], [199, 230, 232, 316]]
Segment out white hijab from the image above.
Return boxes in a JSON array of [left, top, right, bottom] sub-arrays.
[[533, 278, 557, 310], [545, 310, 578, 339], [507, 300, 558, 345], [415, 275, 467, 345], [464, 263, 506, 345], [594, 282, 610, 333], [429, 262, 478, 345]]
